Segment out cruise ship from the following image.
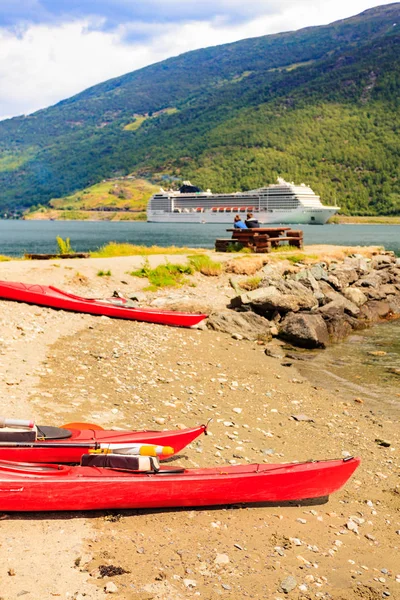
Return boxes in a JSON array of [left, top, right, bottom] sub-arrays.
[[147, 178, 339, 224]]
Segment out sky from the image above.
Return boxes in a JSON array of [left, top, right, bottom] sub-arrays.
[[0, 0, 395, 121]]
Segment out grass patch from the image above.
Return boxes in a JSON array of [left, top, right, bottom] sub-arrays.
[[188, 254, 222, 276], [90, 242, 203, 258], [240, 276, 262, 291], [226, 242, 244, 252], [97, 270, 112, 277], [271, 245, 304, 253], [130, 260, 193, 290]]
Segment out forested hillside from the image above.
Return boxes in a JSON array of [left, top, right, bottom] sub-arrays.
[[0, 3, 399, 215]]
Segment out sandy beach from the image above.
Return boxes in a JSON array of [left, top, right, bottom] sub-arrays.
[[0, 249, 399, 600]]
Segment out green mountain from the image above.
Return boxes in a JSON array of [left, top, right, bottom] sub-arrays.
[[0, 3, 399, 215]]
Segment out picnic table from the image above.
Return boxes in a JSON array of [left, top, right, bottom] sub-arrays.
[[215, 227, 303, 253]]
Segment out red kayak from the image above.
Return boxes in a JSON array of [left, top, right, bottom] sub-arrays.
[[0, 281, 207, 327], [0, 423, 207, 463], [0, 457, 360, 512]]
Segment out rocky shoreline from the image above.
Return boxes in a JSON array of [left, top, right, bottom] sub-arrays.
[[206, 251, 400, 350]]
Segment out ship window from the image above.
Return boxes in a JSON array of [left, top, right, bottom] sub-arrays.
[[311, 216, 315, 221]]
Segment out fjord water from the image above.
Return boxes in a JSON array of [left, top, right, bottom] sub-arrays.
[[296, 319, 400, 414], [0, 221, 399, 256]]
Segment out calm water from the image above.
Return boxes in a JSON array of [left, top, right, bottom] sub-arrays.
[[297, 320, 400, 414], [0, 220, 399, 257]]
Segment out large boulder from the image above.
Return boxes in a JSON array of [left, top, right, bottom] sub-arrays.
[[388, 296, 400, 316], [291, 269, 324, 301], [279, 313, 330, 349], [356, 272, 385, 288], [319, 307, 358, 343], [358, 300, 391, 322], [343, 256, 371, 274], [371, 254, 395, 269], [327, 266, 359, 290], [207, 310, 272, 341], [380, 284, 399, 296], [232, 280, 318, 314], [318, 296, 360, 318], [342, 287, 368, 307]]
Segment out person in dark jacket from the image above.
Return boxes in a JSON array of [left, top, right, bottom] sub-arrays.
[[245, 212, 260, 228], [234, 214, 247, 229]]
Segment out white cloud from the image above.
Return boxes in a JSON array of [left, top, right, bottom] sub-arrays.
[[0, 1, 395, 121]]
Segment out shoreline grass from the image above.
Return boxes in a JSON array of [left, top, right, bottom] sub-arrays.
[[328, 215, 400, 225], [90, 242, 206, 258]]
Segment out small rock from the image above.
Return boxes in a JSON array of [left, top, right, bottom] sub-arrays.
[[346, 520, 359, 534], [104, 582, 118, 594], [183, 579, 197, 588], [375, 438, 391, 447], [215, 553, 230, 565], [291, 414, 314, 422], [222, 583, 231, 590], [280, 575, 297, 594]]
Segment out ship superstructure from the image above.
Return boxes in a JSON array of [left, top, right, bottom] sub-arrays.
[[147, 178, 339, 224]]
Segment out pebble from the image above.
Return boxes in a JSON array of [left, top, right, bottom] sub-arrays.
[[233, 407, 242, 414], [222, 583, 231, 590], [296, 518, 307, 524], [215, 553, 230, 565], [346, 520, 359, 534], [375, 438, 391, 447], [280, 575, 297, 594], [291, 414, 313, 422], [290, 538, 302, 546], [104, 582, 118, 593], [183, 579, 197, 588]]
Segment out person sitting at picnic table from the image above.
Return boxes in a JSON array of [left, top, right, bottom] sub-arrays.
[[233, 214, 247, 229], [245, 212, 260, 228]]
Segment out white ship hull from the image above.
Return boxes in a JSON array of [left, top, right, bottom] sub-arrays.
[[148, 206, 337, 225]]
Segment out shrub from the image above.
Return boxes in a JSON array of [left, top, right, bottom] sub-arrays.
[[97, 270, 112, 277], [56, 236, 74, 255]]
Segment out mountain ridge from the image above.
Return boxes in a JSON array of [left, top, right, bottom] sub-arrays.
[[0, 3, 399, 215]]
